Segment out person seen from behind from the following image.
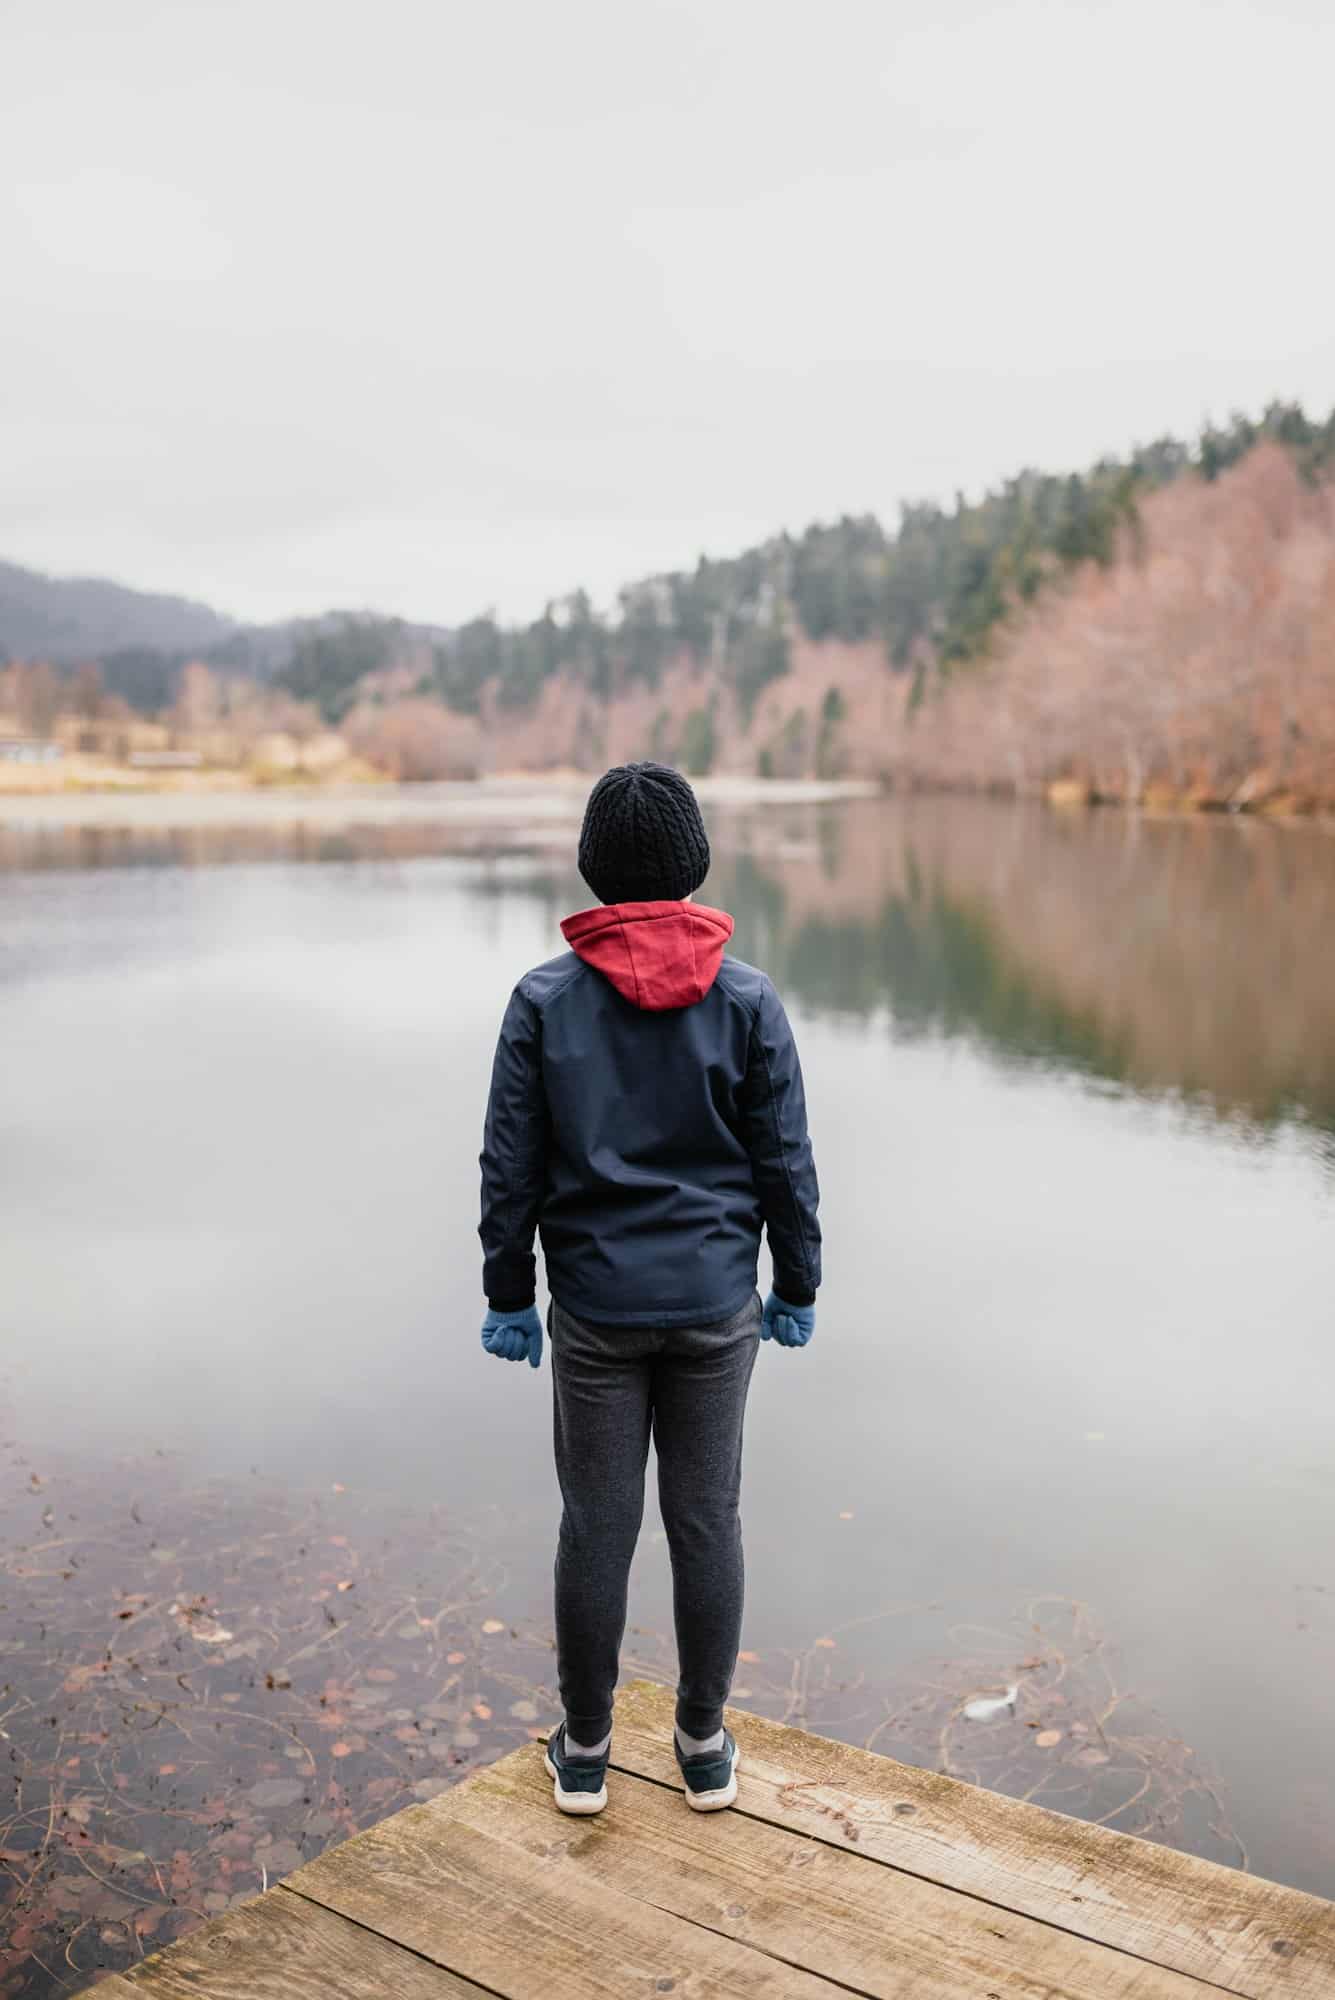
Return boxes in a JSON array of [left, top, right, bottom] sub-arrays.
[[478, 762, 820, 1814]]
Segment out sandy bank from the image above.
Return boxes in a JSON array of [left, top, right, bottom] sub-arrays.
[[0, 773, 880, 833]]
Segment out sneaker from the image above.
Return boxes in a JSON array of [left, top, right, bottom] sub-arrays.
[[543, 1723, 609, 1815], [674, 1725, 740, 1811]]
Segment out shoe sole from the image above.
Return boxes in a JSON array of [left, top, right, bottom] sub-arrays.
[[683, 1745, 741, 1812], [544, 1750, 608, 1815]]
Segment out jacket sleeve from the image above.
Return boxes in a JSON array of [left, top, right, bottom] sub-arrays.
[[737, 978, 821, 1305], [478, 984, 547, 1312]]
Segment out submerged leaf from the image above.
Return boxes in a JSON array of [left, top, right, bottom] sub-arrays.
[[248, 1778, 305, 1809]]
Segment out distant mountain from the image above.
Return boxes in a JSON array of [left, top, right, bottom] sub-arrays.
[[0, 561, 454, 711], [0, 558, 237, 664]]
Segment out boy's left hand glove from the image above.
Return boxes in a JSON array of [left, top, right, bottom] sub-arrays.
[[761, 1291, 815, 1348], [481, 1305, 543, 1369]]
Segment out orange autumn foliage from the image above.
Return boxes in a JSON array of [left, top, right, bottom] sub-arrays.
[[900, 444, 1335, 809]]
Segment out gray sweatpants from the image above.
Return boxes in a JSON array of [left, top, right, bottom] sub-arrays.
[[548, 1289, 763, 1742]]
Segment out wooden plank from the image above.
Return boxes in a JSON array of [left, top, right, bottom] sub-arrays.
[[283, 1770, 845, 1999], [92, 1881, 488, 1997], [608, 1680, 1335, 2000], [445, 1736, 1222, 1999]]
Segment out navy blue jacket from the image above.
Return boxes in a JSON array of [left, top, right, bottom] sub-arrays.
[[478, 899, 821, 1327]]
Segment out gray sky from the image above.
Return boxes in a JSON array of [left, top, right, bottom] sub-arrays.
[[5, 0, 1334, 627]]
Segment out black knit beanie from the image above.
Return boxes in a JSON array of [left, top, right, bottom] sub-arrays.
[[577, 761, 711, 905]]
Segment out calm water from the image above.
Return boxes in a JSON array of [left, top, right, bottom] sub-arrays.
[[3, 790, 1334, 1981]]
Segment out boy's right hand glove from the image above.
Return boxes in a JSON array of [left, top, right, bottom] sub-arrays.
[[761, 1291, 815, 1348], [481, 1305, 543, 1369]]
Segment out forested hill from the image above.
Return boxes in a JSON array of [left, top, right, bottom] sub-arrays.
[[6, 400, 1335, 809], [265, 400, 1335, 726], [6, 402, 1332, 730]]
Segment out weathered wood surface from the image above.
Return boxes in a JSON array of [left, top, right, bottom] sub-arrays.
[[609, 1680, 1335, 1999], [92, 1885, 488, 1998], [93, 1677, 1335, 2000], [347, 1740, 1227, 1999]]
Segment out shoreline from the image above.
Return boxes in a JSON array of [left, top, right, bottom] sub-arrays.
[[0, 773, 881, 832], [2, 770, 1330, 837]]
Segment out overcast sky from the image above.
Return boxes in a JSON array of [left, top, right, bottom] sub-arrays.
[[5, 0, 1334, 628]]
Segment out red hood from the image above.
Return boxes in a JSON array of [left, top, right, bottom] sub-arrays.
[[560, 900, 735, 1010]]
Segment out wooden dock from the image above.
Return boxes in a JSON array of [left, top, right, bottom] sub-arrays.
[[93, 1678, 1335, 1998]]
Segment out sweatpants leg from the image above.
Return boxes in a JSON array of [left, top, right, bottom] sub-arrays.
[[549, 1300, 654, 1743], [652, 1290, 763, 1738]]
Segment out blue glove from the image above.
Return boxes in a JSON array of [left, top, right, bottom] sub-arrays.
[[761, 1290, 815, 1348], [481, 1305, 543, 1369]]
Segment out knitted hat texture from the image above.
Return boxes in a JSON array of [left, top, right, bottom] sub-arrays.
[[577, 761, 710, 905]]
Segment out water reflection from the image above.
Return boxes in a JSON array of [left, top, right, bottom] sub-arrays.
[[735, 799, 1335, 1137], [255, 792, 1335, 1142], [7, 791, 1334, 1144]]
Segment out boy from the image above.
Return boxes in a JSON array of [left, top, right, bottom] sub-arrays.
[[478, 762, 820, 1815]]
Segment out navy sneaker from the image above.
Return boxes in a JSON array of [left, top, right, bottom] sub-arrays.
[[673, 1726, 740, 1811], [543, 1723, 610, 1815]]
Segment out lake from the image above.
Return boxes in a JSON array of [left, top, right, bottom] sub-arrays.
[[3, 787, 1334, 1990]]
